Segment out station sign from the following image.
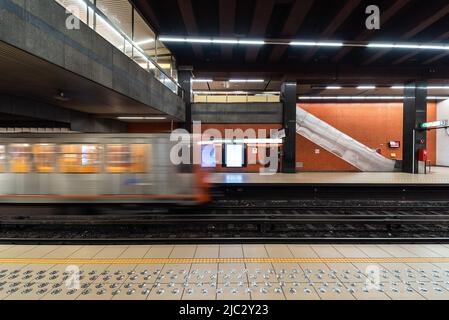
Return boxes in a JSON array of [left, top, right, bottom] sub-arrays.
[[420, 120, 449, 129]]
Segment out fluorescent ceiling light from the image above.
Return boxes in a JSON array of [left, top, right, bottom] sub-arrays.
[[290, 41, 343, 47], [188, 38, 213, 43], [237, 40, 265, 45], [158, 36, 449, 51], [298, 96, 449, 100], [429, 96, 449, 100], [326, 86, 342, 89], [367, 43, 395, 48], [316, 41, 343, 47], [211, 39, 239, 44], [159, 37, 265, 45], [117, 116, 167, 120], [427, 86, 449, 89], [368, 42, 449, 50], [391, 85, 449, 90], [191, 79, 213, 83], [135, 38, 154, 45], [418, 45, 448, 50], [357, 85, 376, 89], [229, 79, 265, 83], [290, 41, 317, 46], [394, 44, 421, 49]]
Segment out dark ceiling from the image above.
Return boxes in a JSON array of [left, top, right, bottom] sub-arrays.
[[131, 0, 449, 82]]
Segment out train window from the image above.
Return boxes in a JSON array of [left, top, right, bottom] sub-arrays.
[[9, 144, 32, 173], [0, 145, 5, 172], [59, 144, 101, 173], [131, 144, 150, 173], [106, 144, 131, 173], [33, 144, 56, 173], [106, 144, 149, 173]]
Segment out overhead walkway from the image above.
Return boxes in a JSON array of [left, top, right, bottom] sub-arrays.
[[296, 107, 398, 172], [0, 0, 185, 122]]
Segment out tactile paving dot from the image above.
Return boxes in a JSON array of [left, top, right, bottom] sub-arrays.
[[405, 282, 449, 300], [250, 284, 285, 300], [146, 283, 184, 300], [314, 283, 356, 300], [216, 284, 251, 301], [182, 284, 217, 300], [283, 285, 320, 300]]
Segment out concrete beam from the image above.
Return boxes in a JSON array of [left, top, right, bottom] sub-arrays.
[[191, 103, 282, 124], [0, 0, 184, 120]]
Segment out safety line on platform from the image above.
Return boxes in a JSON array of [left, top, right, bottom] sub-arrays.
[[1, 257, 449, 264]]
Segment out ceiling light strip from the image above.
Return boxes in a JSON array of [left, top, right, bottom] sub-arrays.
[[298, 96, 449, 100], [159, 37, 265, 45], [159, 36, 449, 51], [117, 117, 167, 120]]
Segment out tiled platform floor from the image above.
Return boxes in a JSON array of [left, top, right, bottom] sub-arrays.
[[210, 167, 449, 185], [1, 244, 449, 300]]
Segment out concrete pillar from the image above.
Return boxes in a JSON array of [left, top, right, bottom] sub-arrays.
[[403, 81, 427, 173], [178, 67, 193, 133], [281, 82, 297, 173]]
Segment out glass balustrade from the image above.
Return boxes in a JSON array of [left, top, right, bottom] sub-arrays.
[[55, 0, 181, 96]]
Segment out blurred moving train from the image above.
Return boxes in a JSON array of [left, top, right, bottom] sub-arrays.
[[0, 134, 209, 205]]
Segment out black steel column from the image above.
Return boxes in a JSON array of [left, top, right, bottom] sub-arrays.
[[281, 82, 297, 173], [178, 68, 193, 133], [403, 81, 427, 173]]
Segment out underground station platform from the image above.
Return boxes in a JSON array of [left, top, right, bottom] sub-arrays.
[[4, 0, 449, 314], [2, 244, 449, 301]]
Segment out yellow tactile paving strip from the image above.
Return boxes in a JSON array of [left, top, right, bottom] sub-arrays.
[[2, 257, 449, 265]]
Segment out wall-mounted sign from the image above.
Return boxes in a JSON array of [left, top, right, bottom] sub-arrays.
[[223, 144, 247, 168], [388, 141, 400, 148], [420, 120, 449, 129]]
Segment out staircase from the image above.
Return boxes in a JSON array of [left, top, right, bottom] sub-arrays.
[[296, 107, 398, 172]]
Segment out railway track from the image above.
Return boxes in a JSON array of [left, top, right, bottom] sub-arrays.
[[1, 200, 449, 242]]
